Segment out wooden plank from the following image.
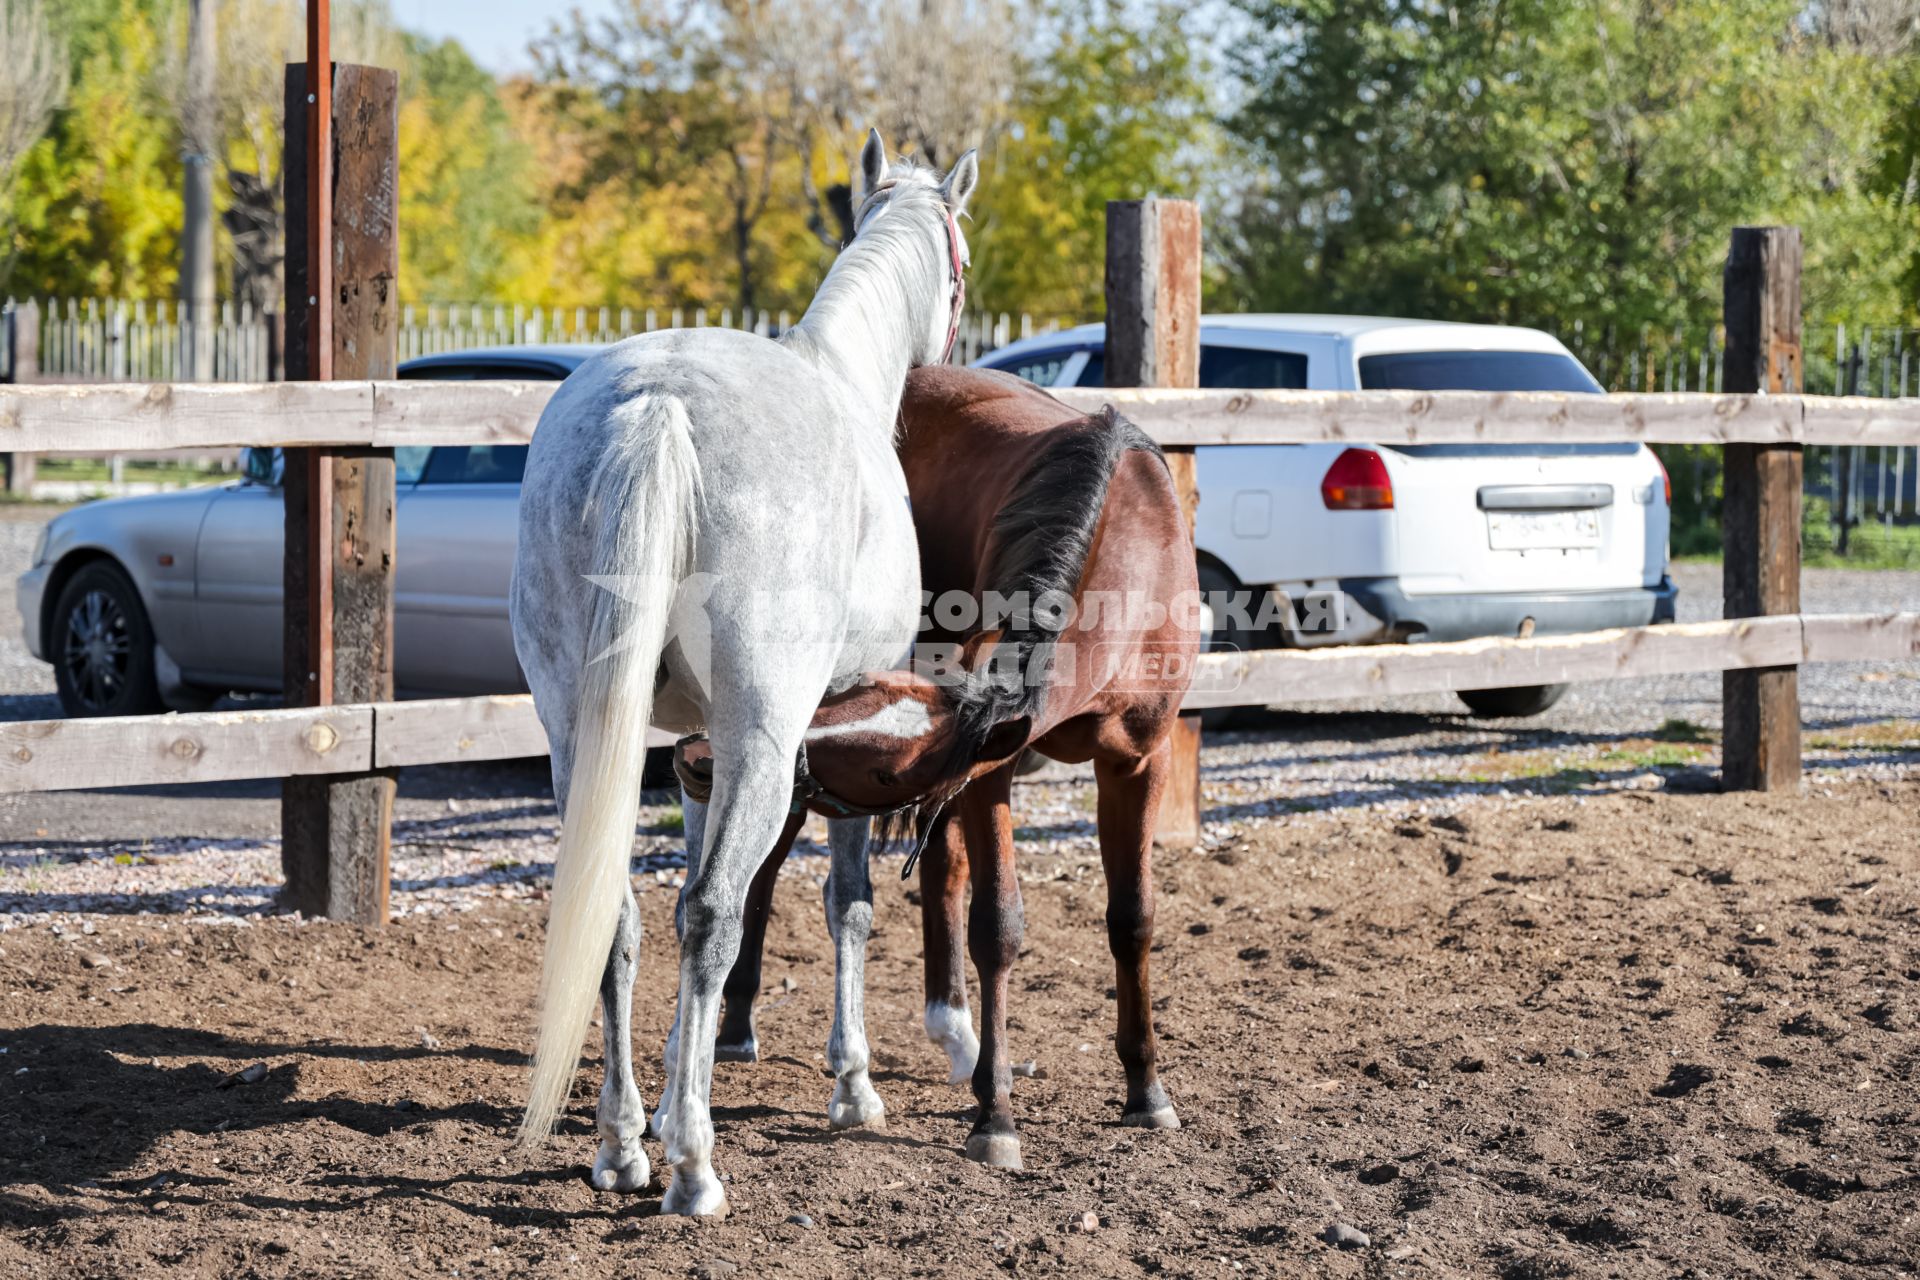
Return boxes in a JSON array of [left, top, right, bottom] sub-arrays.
[[0, 707, 370, 793], [0, 379, 373, 451], [1800, 612, 1920, 664], [280, 60, 400, 927], [1179, 617, 1806, 709], [1721, 226, 1803, 794], [0, 609, 1906, 796], [9, 383, 1920, 451], [370, 378, 557, 446], [373, 694, 676, 769], [1060, 388, 1813, 447], [377, 695, 547, 767], [1797, 396, 1920, 447]]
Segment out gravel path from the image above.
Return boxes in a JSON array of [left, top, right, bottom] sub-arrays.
[[0, 504, 1912, 922]]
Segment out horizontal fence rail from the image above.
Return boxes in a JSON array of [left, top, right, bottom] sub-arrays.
[[7, 382, 1920, 452], [4, 613, 1913, 794]]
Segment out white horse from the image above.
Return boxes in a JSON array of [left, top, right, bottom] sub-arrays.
[[511, 130, 977, 1216]]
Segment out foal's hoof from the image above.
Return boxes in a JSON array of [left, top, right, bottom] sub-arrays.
[[713, 1038, 760, 1064], [590, 1140, 651, 1193], [660, 1168, 729, 1217], [963, 1132, 1024, 1171], [1122, 1084, 1181, 1130], [1122, 1105, 1182, 1130]]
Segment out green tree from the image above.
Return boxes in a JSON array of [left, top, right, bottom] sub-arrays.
[[398, 35, 539, 302], [967, 0, 1214, 317], [3, 0, 181, 297], [1221, 0, 1911, 374]]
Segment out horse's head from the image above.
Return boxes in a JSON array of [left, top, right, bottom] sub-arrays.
[[852, 128, 979, 366], [799, 649, 1032, 818]]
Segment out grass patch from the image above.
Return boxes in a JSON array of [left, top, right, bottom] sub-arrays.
[[37, 458, 229, 487], [1806, 719, 1920, 752], [648, 805, 685, 834], [1601, 741, 1709, 768], [1653, 718, 1716, 744]]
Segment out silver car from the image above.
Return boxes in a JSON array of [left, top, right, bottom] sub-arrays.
[[16, 346, 595, 717]]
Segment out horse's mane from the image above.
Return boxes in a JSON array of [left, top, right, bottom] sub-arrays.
[[880, 405, 1164, 852]]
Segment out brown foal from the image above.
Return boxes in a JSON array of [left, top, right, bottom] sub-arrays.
[[699, 365, 1199, 1170]]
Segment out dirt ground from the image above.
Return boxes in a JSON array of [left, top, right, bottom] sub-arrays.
[[2, 779, 1917, 1279]]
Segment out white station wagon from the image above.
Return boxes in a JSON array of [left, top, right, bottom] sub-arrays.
[[976, 315, 1676, 717]]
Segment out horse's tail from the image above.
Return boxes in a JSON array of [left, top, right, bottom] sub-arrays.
[[520, 393, 701, 1146]]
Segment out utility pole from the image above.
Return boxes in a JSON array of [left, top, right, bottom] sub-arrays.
[[182, 0, 218, 381]]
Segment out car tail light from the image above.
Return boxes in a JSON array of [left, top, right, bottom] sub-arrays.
[[1654, 452, 1672, 505], [1321, 448, 1394, 510]]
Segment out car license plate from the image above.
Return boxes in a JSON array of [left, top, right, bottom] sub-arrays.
[[1486, 509, 1601, 550]]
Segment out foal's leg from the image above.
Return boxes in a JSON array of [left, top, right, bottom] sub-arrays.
[[657, 730, 802, 1217], [960, 765, 1025, 1169], [823, 816, 886, 1129], [591, 890, 652, 1191], [716, 810, 805, 1063], [918, 811, 979, 1084], [1095, 740, 1180, 1129]]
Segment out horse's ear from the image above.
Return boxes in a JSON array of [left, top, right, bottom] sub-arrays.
[[941, 148, 979, 217], [860, 128, 888, 200], [975, 713, 1031, 769]]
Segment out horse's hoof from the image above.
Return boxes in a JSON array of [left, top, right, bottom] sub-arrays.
[[589, 1141, 651, 1193], [660, 1169, 729, 1217], [1122, 1105, 1181, 1130], [963, 1132, 1023, 1170], [713, 1039, 759, 1064], [828, 1077, 887, 1131]]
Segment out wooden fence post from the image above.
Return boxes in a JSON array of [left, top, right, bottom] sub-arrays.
[[3, 301, 39, 495], [1721, 226, 1802, 792], [1106, 197, 1203, 846], [279, 53, 401, 923]]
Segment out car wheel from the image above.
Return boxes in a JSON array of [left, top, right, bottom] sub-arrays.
[[1457, 683, 1569, 719], [1196, 561, 1260, 731], [51, 561, 164, 718]]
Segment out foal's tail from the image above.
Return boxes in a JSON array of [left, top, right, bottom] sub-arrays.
[[520, 393, 701, 1146]]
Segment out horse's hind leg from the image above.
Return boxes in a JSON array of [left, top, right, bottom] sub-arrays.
[[716, 811, 804, 1063], [824, 816, 885, 1129], [591, 891, 652, 1191], [918, 811, 979, 1083], [960, 765, 1025, 1169], [1095, 740, 1181, 1130], [657, 727, 804, 1217], [649, 789, 708, 1143]]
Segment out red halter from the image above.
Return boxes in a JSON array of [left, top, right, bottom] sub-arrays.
[[941, 208, 967, 364]]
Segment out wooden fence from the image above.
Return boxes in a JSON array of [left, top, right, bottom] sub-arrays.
[[4, 47, 1917, 926]]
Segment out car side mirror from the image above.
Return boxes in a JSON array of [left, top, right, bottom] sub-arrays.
[[241, 447, 283, 487]]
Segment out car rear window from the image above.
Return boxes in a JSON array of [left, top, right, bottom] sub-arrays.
[[992, 347, 1079, 387], [1358, 350, 1602, 393], [420, 445, 529, 485], [1076, 345, 1308, 389]]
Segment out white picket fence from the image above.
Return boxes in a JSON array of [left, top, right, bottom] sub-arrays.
[[0, 296, 1067, 382], [395, 302, 1068, 367], [3, 296, 275, 383]]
